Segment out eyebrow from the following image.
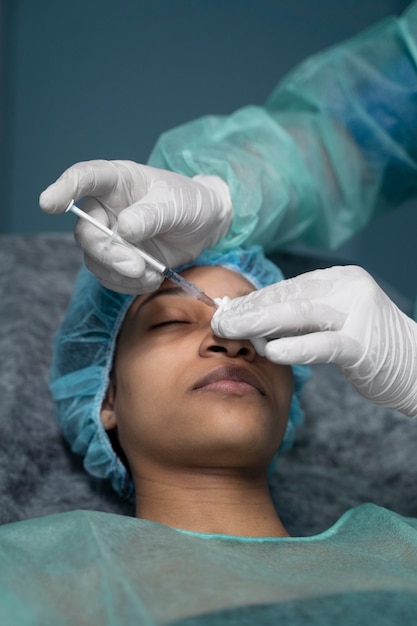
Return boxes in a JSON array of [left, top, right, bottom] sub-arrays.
[[137, 287, 191, 312], [135, 284, 255, 315]]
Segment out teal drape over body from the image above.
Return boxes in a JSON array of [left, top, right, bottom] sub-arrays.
[[0, 504, 416, 625]]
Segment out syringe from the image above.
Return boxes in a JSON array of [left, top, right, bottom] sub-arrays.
[[65, 200, 218, 309]]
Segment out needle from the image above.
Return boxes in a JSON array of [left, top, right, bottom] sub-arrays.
[[65, 200, 218, 309]]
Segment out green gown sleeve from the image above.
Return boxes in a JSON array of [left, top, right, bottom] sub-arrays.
[[148, 2, 417, 254]]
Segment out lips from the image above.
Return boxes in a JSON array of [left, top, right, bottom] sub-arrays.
[[192, 365, 266, 396]]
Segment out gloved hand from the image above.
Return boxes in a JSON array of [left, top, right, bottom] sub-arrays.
[[39, 160, 232, 293], [212, 265, 417, 416]]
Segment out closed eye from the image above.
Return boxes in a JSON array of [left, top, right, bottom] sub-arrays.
[[151, 320, 191, 330]]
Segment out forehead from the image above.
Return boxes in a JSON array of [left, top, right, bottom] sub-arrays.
[[133, 265, 256, 312], [181, 265, 255, 298]]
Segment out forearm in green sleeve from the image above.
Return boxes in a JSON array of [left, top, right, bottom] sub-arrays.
[[148, 2, 417, 254]]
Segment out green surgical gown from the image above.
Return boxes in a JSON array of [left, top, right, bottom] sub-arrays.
[[149, 2, 417, 257], [0, 503, 416, 625]]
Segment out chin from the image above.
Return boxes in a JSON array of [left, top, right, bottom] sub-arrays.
[[199, 409, 284, 455]]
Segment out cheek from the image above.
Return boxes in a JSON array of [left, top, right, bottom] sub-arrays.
[[116, 336, 176, 387], [112, 365, 165, 458], [113, 344, 185, 431], [270, 365, 294, 415], [115, 354, 163, 414]]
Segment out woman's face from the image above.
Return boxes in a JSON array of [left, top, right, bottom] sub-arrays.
[[101, 266, 294, 475]]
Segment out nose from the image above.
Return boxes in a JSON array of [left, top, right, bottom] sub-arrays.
[[199, 329, 256, 361]]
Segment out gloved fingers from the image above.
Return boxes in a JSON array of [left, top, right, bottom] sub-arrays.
[[115, 177, 200, 243], [116, 195, 169, 243], [116, 175, 224, 243], [212, 297, 345, 340], [249, 336, 268, 356], [214, 265, 362, 317], [39, 160, 121, 214], [230, 270, 336, 307], [211, 298, 268, 356], [263, 331, 355, 365], [75, 206, 147, 279], [84, 254, 163, 295]]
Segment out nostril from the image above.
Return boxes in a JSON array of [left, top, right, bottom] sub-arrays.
[[209, 345, 227, 353]]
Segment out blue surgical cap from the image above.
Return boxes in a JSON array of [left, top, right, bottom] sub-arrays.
[[50, 246, 310, 500]]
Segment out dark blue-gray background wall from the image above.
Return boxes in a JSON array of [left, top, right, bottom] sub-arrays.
[[1, 0, 415, 300]]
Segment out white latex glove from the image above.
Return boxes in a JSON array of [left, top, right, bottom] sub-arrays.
[[39, 160, 232, 294], [212, 265, 417, 416]]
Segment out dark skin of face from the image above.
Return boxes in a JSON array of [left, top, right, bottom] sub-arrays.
[[101, 266, 294, 537]]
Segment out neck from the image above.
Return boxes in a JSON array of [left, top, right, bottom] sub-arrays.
[[132, 466, 289, 538]]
